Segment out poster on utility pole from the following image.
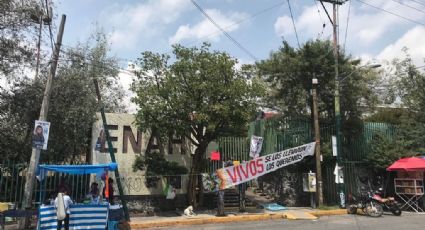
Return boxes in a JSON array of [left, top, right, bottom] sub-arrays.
[[32, 120, 50, 150]]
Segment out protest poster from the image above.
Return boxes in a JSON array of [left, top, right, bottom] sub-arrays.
[[215, 142, 315, 190], [249, 135, 263, 158], [32, 120, 51, 150], [303, 172, 317, 192]]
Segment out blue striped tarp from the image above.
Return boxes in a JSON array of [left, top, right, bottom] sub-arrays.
[[38, 205, 58, 230], [69, 204, 108, 230], [38, 204, 109, 230]]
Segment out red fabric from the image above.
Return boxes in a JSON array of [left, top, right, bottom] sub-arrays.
[[104, 174, 109, 198], [211, 151, 220, 161], [387, 157, 425, 171]]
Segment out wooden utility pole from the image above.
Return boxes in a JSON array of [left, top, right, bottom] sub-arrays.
[[19, 15, 66, 229], [312, 78, 323, 206]]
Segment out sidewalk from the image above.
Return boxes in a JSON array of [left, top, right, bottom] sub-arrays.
[[128, 207, 347, 229]]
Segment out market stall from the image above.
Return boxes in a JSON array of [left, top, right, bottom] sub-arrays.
[[387, 157, 425, 213], [36, 163, 120, 230]]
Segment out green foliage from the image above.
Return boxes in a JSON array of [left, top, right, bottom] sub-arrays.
[[132, 42, 265, 152], [0, 79, 43, 161], [392, 52, 425, 121], [365, 132, 408, 174], [0, 0, 42, 77], [0, 31, 125, 162], [133, 153, 188, 188], [365, 108, 406, 124], [365, 113, 425, 174], [133, 153, 188, 176], [256, 40, 379, 133]]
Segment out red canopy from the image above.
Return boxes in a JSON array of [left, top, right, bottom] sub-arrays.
[[387, 157, 425, 171]]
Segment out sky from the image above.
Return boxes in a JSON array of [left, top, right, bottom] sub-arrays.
[[53, 0, 425, 112]]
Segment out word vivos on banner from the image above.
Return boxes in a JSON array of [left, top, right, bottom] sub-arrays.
[[216, 142, 316, 190]]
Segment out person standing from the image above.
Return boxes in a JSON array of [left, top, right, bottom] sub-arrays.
[[55, 189, 73, 230], [102, 178, 114, 204]]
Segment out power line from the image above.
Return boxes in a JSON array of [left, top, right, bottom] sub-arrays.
[[190, 0, 258, 61], [161, 1, 285, 56], [319, 0, 334, 25], [287, 0, 301, 48], [343, 0, 351, 51], [391, 0, 425, 15], [313, 0, 327, 38], [44, 0, 55, 53], [356, 0, 425, 27], [409, 0, 425, 7]]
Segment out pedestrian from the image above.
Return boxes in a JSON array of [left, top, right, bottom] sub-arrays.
[[102, 178, 114, 204], [55, 189, 73, 230]]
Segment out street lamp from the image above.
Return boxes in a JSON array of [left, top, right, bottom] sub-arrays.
[[340, 64, 382, 82], [334, 63, 381, 208]]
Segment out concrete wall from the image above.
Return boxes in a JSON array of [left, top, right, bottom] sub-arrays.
[[91, 113, 192, 196]]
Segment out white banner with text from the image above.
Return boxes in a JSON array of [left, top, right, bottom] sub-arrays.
[[216, 142, 316, 190]]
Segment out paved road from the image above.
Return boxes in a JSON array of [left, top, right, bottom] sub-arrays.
[[153, 213, 425, 230]]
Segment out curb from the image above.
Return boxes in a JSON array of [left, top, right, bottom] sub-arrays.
[[129, 209, 348, 229], [308, 209, 347, 217], [129, 213, 287, 229]]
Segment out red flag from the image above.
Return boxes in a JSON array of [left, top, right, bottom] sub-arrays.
[[211, 151, 220, 161]]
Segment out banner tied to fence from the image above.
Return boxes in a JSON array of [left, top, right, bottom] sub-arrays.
[[202, 142, 316, 192]]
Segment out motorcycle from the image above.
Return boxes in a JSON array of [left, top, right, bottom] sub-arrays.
[[346, 190, 384, 217], [372, 188, 402, 216]]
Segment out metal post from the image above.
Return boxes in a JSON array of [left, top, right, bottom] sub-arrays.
[[19, 15, 66, 229], [312, 78, 323, 206], [93, 79, 130, 221], [332, 2, 345, 208]]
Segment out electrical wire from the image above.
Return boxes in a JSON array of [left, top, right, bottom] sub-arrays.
[[48, 1, 286, 64], [337, 3, 340, 49], [343, 0, 351, 51], [409, 0, 425, 7], [313, 0, 327, 38], [286, 0, 301, 48], [161, 1, 286, 56], [391, 0, 425, 15], [356, 0, 425, 27], [190, 0, 258, 61], [319, 0, 334, 25], [45, 0, 55, 53]]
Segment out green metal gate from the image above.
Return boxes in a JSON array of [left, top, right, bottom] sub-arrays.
[[206, 117, 396, 205]]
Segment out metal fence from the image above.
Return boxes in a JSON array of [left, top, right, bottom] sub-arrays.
[[1, 119, 395, 206], [0, 160, 90, 207], [206, 117, 395, 205]]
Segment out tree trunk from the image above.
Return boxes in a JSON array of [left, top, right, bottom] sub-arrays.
[[187, 145, 206, 208]]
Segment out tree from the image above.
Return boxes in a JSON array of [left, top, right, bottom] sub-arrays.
[[132, 43, 265, 206], [0, 31, 125, 162], [392, 51, 425, 120], [0, 0, 43, 78], [256, 40, 380, 136], [384, 52, 425, 155], [363, 53, 425, 173]]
